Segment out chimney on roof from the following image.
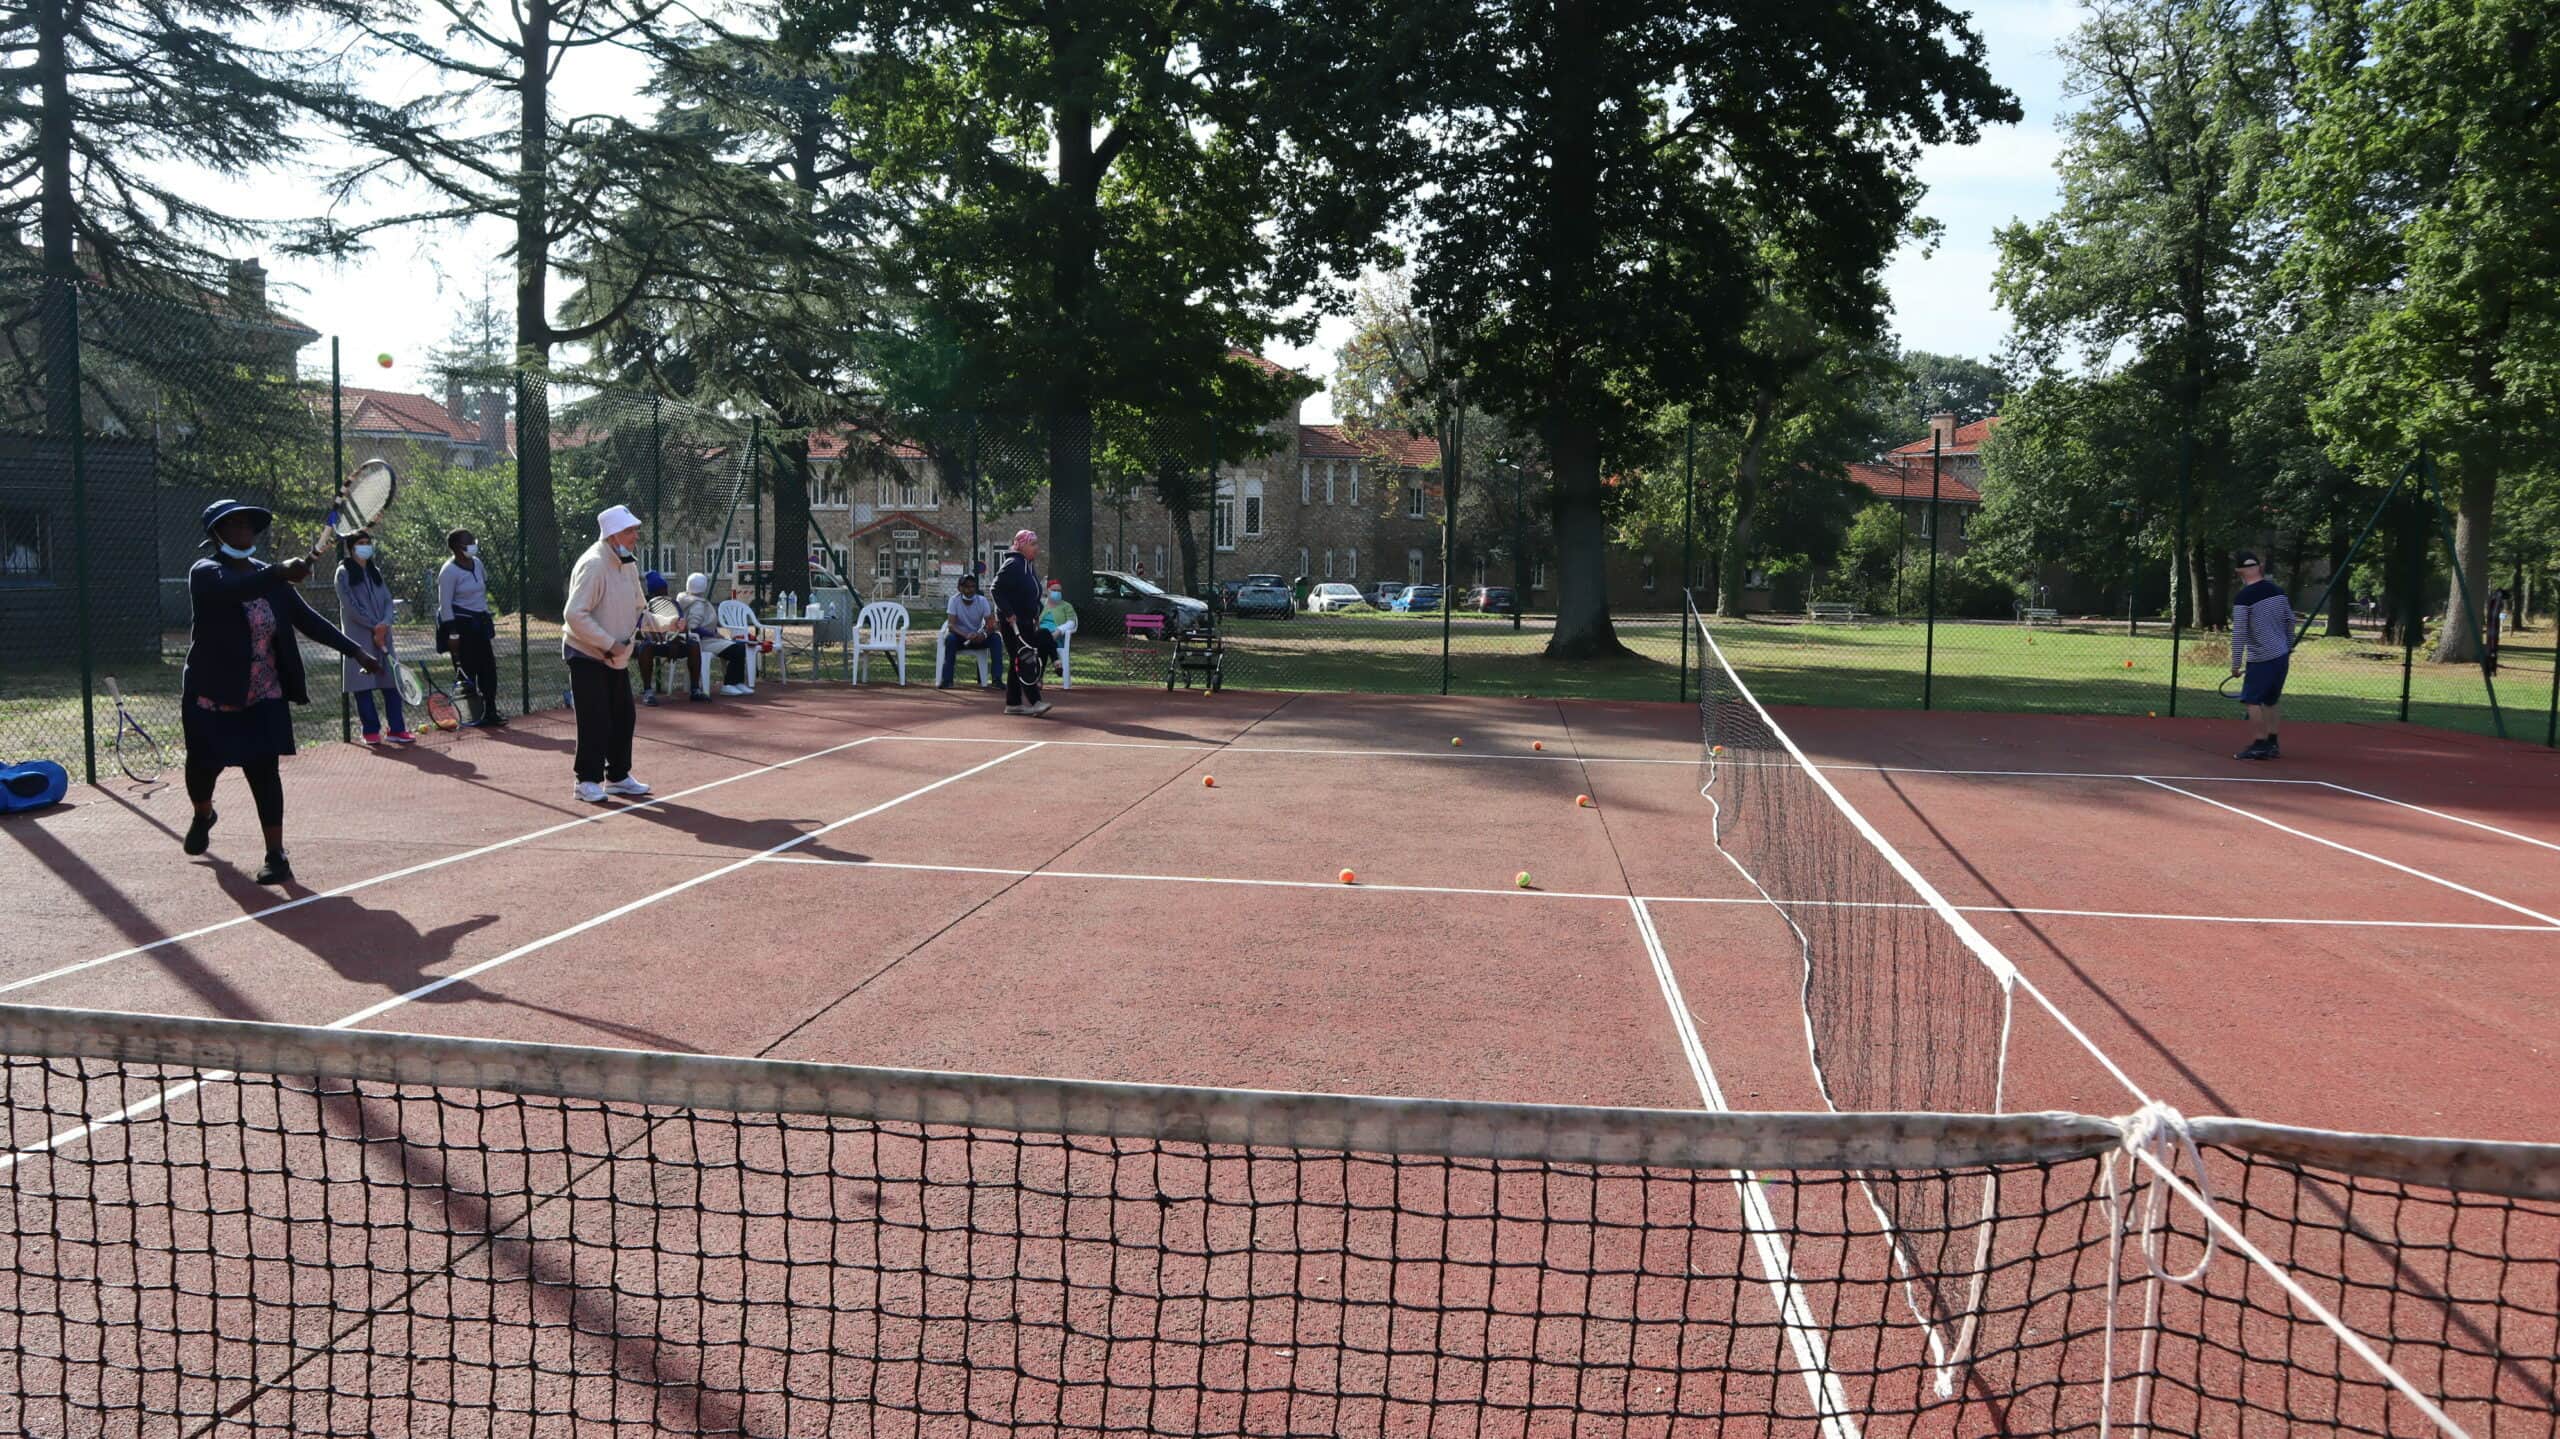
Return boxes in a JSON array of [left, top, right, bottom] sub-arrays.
[[1927, 411, 1960, 450], [446, 375, 467, 431], [480, 386, 508, 462], [226, 258, 266, 316]]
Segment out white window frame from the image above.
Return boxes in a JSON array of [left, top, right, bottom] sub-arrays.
[[1103, 543, 1115, 571], [1300, 462, 1312, 506], [1345, 548, 1358, 580], [1407, 548, 1425, 583], [1642, 555, 1657, 591], [1322, 549, 1334, 580], [1243, 479, 1264, 539], [1212, 480, 1237, 552], [1153, 545, 1166, 579], [1406, 483, 1427, 520], [1348, 463, 1361, 507], [1324, 461, 1336, 505], [1531, 560, 1547, 591]]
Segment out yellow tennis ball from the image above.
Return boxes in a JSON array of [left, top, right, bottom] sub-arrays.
[[1515, 871, 1532, 889], [1450, 736, 1463, 747]]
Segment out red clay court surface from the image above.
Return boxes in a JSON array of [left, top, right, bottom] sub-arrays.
[[1, 686, 2555, 1435], [8, 685, 2554, 1143]]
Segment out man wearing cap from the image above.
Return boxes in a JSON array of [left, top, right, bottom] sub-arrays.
[[562, 504, 669, 801], [2229, 551, 2297, 761], [990, 529, 1055, 716]]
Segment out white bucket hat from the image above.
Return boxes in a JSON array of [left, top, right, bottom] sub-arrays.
[[597, 504, 643, 539]]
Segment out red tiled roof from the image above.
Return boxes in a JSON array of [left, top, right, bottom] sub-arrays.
[[1886, 416, 1999, 456], [1301, 423, 1441, 469], [1228, 349, 1290, 378], [1845, 459, 1982, 505], [331, 387, 472, 441], [810, 429, 928, 462]]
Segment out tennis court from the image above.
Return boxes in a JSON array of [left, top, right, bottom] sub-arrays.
[[2, 624, 2555, 1435]]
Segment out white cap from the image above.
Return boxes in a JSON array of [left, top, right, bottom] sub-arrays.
[[685, 572, 710, 595], [597, 504, 643, 539]]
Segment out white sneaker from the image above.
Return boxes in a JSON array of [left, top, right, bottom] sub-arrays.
[[1003, 704, 1030, 716], [604, 776, 651, 797], [574, 781, 608, 804], [720, 684, 749, 696], [1025, 700, 1052, 717]]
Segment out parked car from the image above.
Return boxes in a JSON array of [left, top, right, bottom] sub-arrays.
[[1464, 586, 1519, 615], [1393, 584, 1444, 613], [1090, 570, 1211, 634], [1215, 573, 1289, 614], [1230, 577, 1295, 619], [1369, 581, 1407, 609], [1306, 583, 1366, 614]]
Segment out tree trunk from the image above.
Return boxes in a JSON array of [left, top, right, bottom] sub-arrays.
[[1171, 493, 1201, 600], [773, 433, 812, 600], [1543, 409, 1626, 658], [513, 0, 564, 619], [2430, 461, 2493, 663], [1536, 0, 1625, 662], [1716, 398, 1778, 618], [1044, 97, 1099, 610], [34, 0, 78, 434]]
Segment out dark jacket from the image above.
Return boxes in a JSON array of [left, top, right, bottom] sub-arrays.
[[182, 557, 369, 708], [991, 550, 1042, 630]]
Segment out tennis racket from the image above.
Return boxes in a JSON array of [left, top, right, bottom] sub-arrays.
[[2219, 671, 2245, 701], [304, 458, 400, 562], [395, 661, 426, 708], [101, 676, 166, 786], [645, 596, 685, 633], [422, 665, 462, 731]]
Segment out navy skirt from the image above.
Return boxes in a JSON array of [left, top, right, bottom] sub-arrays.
[[182, 698, 300, 768]]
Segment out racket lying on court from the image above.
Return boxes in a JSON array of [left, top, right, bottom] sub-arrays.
[[303, 458, 400, 563], [101, 676, 166, 786]]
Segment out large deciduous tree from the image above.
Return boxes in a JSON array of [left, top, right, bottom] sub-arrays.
[[1408, 0, 2012, 656], [807, 0, 1417, 609], [2285, 0, 2560, 662]]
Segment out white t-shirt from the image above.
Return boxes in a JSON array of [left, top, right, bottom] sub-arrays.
[[947, 591, 993, 636]]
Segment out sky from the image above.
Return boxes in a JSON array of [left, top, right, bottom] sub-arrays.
[[222, 1, 2080, 428]]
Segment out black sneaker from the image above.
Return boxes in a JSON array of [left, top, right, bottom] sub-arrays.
[[2259, 741, 2281, 761], [2233, 739, 2270, 761], [253, 851, 295, 886], [182, 810, 217, 856]]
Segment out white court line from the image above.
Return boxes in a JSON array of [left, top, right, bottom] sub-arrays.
[[4, 744, 1045, 1173], [10, 735, 890, 998], [759, 856, 2560, 933], [2315, 781, 2560, 858], [1626, 897, 1859, 1439], [2139, 778, 2560, 931]]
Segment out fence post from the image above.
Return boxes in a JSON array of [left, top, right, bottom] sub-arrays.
[[1679, 420, 1693, 702], [2546, 598, 2558, 746], [1440, 407, 1459, 696], [333, 338, 350, 743], [1923, 434, 1940, 710], [64, 282, 96, 784], [968, 414, 980, 579], [515, 371, 531, 717], [649, 393, 663, 570], [2169, 428, 2191, 717]]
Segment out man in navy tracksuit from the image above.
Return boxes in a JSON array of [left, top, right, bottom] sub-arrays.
[[2229, 551, 2296, 761], [991, 528, 1057, 716]]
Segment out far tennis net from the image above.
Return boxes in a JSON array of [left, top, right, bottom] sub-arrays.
[[0, 1003, 2552, 1437]]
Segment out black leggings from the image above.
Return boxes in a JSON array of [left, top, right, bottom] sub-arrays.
[[186, 753, 284, 829], [450, 612, 502, 716]]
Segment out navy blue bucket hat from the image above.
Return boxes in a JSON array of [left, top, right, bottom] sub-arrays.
[[199, 498, 274, 545]]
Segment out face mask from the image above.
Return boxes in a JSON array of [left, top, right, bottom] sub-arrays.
[[463, 544, 478, 558], [218, 542, 257, 560], [354, 544, 376, 561], [612, 544, 635, 563], [1047, 590, 1062, 602]]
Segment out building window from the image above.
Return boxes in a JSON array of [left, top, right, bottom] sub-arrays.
[[1243, 479, 1264, 538], [1322, 550, 1334, 580], [1407, 548, 1425, 582], [1642, 555, 1657, 591], [1531, 561, 1547, 591], [874, 547, 895, 582], [882, 470, 935, 510], [1345, 548, 1358, 580], [1103, 543, 1116, 571], [1300, 463, 1312, 506], [1324, 461, 1336, 505], [1298, 547, 1310, 577], [1, 508, 48, 582], [1213, 481, 1236, 551], [1348, 464, 1361, 506], [1153, 545, 1166, 579], [1406, 484, 1427, 520]]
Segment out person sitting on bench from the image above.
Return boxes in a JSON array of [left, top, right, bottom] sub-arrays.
[[938, 573, 1004, 689]]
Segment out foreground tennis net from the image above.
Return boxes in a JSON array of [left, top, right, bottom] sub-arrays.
[[0, 1005, 2552, 1437]]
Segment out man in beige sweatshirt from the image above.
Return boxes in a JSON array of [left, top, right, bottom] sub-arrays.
[[564, 504, 653, 802]]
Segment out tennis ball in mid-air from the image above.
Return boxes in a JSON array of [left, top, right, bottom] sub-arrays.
[[1338, 868, 1356, 884], [376, 352, 393, 368], [2123, 659, 2135, 669], [1516, 871, 1532, 889]]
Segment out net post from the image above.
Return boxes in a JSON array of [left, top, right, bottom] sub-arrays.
[[1679, 418, 1693, 700], [333, 338, 349, 745], [64, 280, 95, 785], [1924, 434, 1940, 709], [2169, 426, 2191, 716]]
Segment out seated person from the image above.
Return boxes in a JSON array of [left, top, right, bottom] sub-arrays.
[[634, 570, 702, 704], [1038, 581, 1078, 643], [938, 573, 1005, 689], [679, 572, 754, 696]]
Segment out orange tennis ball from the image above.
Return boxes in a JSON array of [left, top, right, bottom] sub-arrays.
[[1576, 794, 1592, 808], [1202, 775, 1215, 787], [1531, 741, 1545, 751], [1338, 868, 1356, 884], [2123, 659, 2134, 669], [1450, 736, 1463, 747]]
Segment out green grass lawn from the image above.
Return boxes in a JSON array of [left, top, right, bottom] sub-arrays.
[[8, 609, 2550, 775]]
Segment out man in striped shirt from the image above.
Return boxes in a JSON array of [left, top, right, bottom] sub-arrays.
[[2229, 552, 2296, 761]]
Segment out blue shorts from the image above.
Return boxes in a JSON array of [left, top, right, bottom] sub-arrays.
[[2240, 655, 2289, 706]]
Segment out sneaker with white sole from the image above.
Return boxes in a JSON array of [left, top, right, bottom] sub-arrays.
[[720, 684, 749, 696], [1003, 704, 1030, 716], [1026, 700, 1053, 717], [604, 776, 652, 797], [575, 781, 608, 803]]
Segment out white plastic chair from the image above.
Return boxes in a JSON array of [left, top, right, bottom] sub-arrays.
[[1051, 625, 1074, 688], [695, 599, 763, 693], [936, 625, 993, 686], [850, 600, 911, 685]]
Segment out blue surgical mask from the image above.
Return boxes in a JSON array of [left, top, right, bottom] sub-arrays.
[[612, 544, 636, 562], [218, 542, 257, 560], [354, 544, 377, 561], [463, 543, 479, 558]]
